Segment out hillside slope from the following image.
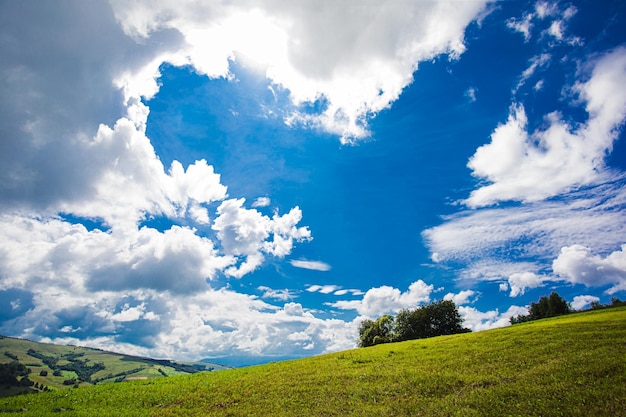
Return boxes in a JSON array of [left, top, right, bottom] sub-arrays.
[[1, 307, 625, 416], [0, 336, 229, 397]]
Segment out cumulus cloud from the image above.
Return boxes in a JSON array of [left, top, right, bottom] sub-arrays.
[[468, 50, 626, 208], [252, 197, 271, 208], [0, 214, 233, 295], [0, 0, 328, 361], [212, 199, 311, 278], [108, 0, 490, 141], [459, 305, 528, 332], [571, 295, 600, 311], [506, 272, 547, 297], [330, 280, 434, 317], [5, 288, 358, 362], [552, 244, 626, 293], [443, 290, 476, 305], [291, 260, 332, 271]]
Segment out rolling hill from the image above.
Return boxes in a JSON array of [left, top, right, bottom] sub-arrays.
[[0, 336, 230, 397], [0, 307, 624, 416]]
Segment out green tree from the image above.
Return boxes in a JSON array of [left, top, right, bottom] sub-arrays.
[[395, 300, 467, 341], [529, 292, 570, 320], [511, 292, 571, 324], [0, 362, 29, 386], [359, 300, 469, 347], [358, 314, 394, 347]]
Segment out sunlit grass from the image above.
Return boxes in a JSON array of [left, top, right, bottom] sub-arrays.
[[1, 307, 624, 416]]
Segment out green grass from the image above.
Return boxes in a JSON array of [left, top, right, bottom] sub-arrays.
[[1, 307, 625, 416]]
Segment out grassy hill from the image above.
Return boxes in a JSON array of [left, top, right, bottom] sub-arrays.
[[1, 307, 624, 416], [0, 336, 230, 397]]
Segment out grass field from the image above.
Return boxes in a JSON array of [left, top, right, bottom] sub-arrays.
[[1, 307, 624, 416]]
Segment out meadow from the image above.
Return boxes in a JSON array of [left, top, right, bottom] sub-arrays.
[[1, 307, 624, 416]]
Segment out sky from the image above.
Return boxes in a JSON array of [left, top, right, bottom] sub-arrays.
[[1, 0, 625, 367]]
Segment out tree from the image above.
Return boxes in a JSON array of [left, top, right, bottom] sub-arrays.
[[359, 300, 469, 347], [528, 292, 570, 320], [395, 300, 468, 341], [510, 292, 571, 324], [358, 315, 394, 347], [0, 362, 29, 386]]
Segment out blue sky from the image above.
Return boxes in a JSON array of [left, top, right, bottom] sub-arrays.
[[1, 0, 626, 366]]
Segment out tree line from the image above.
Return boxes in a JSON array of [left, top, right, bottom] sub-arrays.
[[510, 292, 626, 324], [358, 300, 470, 347]]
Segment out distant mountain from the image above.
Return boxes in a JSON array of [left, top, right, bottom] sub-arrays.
[[0, 335, 230, 397]]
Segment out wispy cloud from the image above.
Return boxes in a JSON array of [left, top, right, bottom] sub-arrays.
[[258, 286, 298, 301], [291, 260, 332, 272], [307, 285, 341, 294], [424, 178, 626, 283]]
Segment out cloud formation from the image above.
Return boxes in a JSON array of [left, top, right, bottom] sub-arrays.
[[467, 47, 626, 208], [425, 45, 626, 294], [108, 0, 490, 141], [330, 280, 434, 317], [552, 244, 626, 294]]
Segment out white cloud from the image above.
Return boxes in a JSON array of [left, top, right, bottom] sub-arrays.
[[0, 1, 325, 362], [108, 0, 490, 141], [534, 1, 558, 19], [468, 50, 626, 209], [106, 303, 159, 323], [552, 244, 626, 293], [506, 13, 534, 42], [0, 214, 235, 295], [333, 289, 364, 297], [252, 197, 271, 208], [258, 286, 297, 301], [423, 178, 626, 283], [330, 280, 434, 317], [443, 290, 476, 305], [212, 199, 311, 278], [571, 295, 600, 311], [506, 1, 578, 44], [507, 272, 547, 297], [307, 285, 341, 295], [459, 305, 528, 331], [291, 260, 332, 272], [514, 53, 551, 93]]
